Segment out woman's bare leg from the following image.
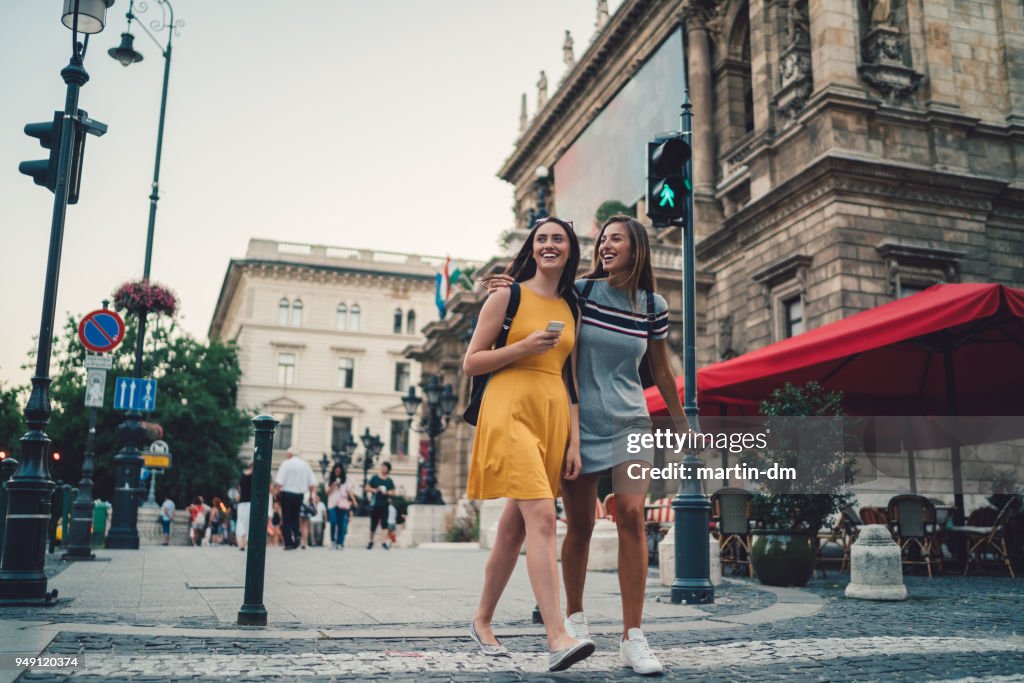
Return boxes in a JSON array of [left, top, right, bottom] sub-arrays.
[[517, 499, 576, 651], [560, 474, 600, 616], [473, 500, 526, 644], [613, 493, 648, 637]]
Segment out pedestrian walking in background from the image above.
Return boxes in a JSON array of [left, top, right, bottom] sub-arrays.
[[159, 496, 175, 546], [236, 461, 254, 551], [187, 496, 207, 547], [274, 449, 317, 550], [465, 217, 594, 672], [327, 463, 359, 549], [209, 497, 227, 545], [365, 461, 395, 549], [311, 493, 327, 546], [299, 492, 314, 549], [268, 495, 283, 547]]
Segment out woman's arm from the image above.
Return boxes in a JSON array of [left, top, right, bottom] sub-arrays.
[[463, 287, 559, 376], [648, 338, 690, 424]]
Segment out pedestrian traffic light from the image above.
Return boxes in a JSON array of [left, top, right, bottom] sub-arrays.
[[19, 110, 106, 204], [646, 133, 692, 226], [19, 112, 63, 194]]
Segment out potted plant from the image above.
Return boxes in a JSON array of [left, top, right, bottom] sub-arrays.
[[748, 382, 857, 587], [112, 279, 179, 318]]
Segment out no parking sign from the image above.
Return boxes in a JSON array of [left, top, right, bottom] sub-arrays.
[[77, 309, 125, 353]]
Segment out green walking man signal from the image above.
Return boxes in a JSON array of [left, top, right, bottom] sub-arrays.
[[646, 133, 692, 226], [659, 183, 676, 208]]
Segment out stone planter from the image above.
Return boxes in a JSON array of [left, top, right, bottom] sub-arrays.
[[750, 530, 816, 587]]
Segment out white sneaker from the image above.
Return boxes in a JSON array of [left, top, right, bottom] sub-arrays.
[[564, 611, 590, 640], [620, 628, 663, 675]]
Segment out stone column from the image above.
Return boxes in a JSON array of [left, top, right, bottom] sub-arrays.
[[686, 9, 716, 198], [807, 0, 862, 92], [685, 5, 719, 240]]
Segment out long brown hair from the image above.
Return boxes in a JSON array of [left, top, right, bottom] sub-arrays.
[[488, 217, 581, 296], [582, 215, 656, 305]]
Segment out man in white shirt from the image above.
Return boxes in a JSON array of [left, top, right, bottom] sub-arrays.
[[274, 449, 318, 550]]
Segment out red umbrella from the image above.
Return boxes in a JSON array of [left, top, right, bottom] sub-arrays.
[[646, 283, 1024, 518]]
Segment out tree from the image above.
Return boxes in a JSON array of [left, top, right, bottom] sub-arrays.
[[0, 383, 26, 457], [595, 200, 634, 225], [44, 314, 252, 506]]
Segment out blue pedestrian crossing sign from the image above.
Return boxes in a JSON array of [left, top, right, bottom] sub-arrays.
[[114, 377, 158, 412]]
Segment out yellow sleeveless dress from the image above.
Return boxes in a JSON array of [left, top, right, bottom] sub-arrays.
[[466, 286, 576, 500]]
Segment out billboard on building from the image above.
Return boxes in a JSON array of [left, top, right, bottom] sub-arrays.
[[553, 28, 687, 237]]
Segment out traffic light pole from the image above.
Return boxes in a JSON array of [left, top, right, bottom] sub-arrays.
[[670, 90, 715, 605], [0, 43, 91, 604]]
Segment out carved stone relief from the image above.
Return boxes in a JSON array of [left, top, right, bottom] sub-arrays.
[[857, 0, 923, 103], [773, 0, 813, 122]]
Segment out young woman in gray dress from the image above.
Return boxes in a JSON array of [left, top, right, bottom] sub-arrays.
[[489, 215, 691, 675]]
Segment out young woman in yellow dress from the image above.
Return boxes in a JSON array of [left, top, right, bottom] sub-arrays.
[[465, 217, 595, 672]]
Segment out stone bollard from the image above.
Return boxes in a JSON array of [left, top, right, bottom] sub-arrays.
[[586, 518, 619, 570], [845, 524, 907, 601], [478, 498, 505, 550], [660, 530, 721, 587]]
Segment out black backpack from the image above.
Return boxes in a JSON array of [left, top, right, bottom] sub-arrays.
[[577, 279, 658, 388], [463, 283, 579, 425]]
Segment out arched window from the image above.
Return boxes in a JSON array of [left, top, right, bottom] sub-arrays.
[[406, 309, 417, 335], [336, 303, 347, 330], [291, 299, 303, 326], [393, 308, 403, 334], [278, 298, 290, 325], [349, 304, 361, 331]]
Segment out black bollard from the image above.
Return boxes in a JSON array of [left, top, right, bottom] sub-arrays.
[[0, 458, 18, 557], [237, 415, 278, 626]]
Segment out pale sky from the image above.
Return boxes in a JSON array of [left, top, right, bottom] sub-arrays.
[[0, 0, 623, 386]]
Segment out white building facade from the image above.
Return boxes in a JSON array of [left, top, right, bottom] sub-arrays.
[[209, 238, 458, 497]]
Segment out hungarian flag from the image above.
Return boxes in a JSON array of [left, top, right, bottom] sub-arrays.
[[434, 256, 461, 319]]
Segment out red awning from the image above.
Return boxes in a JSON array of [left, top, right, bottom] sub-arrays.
[[647, 283, 1024, 417]]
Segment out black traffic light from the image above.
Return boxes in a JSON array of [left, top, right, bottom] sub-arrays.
[[646, 133, 692, 226], [19, 112, 63, 194], [19, 110, 105, 205]]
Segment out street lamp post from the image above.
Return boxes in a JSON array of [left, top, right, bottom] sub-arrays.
[[357, 429, 383, 516], [104, 0, 182, 549], [403, 377, 457, 505], [0, 0, 115, 604]]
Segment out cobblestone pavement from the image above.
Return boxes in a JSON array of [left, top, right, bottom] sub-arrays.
[[3, 547, 1024, 681]]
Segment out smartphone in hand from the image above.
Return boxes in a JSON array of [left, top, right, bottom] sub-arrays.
[[545, 321, 565, 333]]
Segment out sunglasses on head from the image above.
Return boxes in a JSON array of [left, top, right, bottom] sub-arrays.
[[533, 217, 574, 231]]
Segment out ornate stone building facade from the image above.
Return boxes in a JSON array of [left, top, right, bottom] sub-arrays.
[[422, 0, 1024, 504], [209, 239, 455, 496]]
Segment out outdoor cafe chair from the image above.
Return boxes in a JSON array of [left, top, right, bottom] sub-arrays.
[[711, 487, 754, 577], [644, 497, 675, 565], [887, 495, 943, 577], [858, 506, 889, 526], [950, 497, 1017, 578], [832, 505, 863, 572]]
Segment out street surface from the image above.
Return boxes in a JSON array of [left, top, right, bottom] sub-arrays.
[[0, 543, 1022, 681]]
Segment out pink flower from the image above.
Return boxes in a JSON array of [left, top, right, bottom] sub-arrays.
[[113, 280, 179, 317]]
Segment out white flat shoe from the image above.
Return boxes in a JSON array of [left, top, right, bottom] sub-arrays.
[[548, 638, 595, 672], [469, 620, 510, 657]]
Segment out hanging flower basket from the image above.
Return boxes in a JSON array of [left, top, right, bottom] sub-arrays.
[[113, 280, 179, 317]]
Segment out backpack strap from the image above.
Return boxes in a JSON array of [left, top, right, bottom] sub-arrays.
[[577, 279, 596, 309], [561, 287, 580, 405], [494, 283, 520, 349], [645, 289, 656, 334]]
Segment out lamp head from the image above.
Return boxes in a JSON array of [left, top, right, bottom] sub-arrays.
[[62, 0, 116, 34], [108, 32, 144, 66], [402, 386, 422, 417], [440, 384, 458, 417]]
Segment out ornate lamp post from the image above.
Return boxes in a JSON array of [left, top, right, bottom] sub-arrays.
[[318, 453, 330, 479], [403, 376, 457, 505], [334, 433, 356, 470], [357, 428, 383, 516], [0, 0, 115, 605], [104, 0, 182, 550]]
